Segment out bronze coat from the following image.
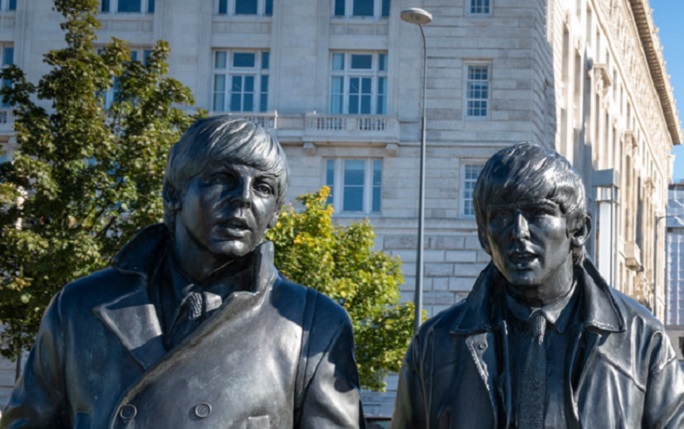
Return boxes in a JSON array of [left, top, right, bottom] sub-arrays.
[[1, 225, 365, 429], [391, 261, 684, 429]]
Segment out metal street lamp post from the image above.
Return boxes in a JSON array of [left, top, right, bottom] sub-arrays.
[[400, 7, 433, 333]]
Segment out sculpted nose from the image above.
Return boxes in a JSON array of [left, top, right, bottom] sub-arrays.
[[511, 212, 530, 239], [229, 181, 252, 208]]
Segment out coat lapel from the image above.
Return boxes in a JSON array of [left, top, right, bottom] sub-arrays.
[[93, 283, 167, 371]]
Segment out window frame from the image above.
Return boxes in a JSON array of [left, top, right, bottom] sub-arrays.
[[461, 163, 484, 218], [212, 49, 270, 113], [100, 0, 155, 13], [329, 51, 388, 115], [0, 43, 13, 109], [216, 0, 273, 16], [464, 62, 491, 120], [325, 158, 382, 215], [333, 0, 390, 18], [466, 0, 491, 16]]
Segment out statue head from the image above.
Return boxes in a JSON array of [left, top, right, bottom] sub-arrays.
[[162, 116, 289, 260], [473, 142, 591, 288]]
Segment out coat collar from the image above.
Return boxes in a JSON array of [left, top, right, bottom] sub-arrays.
[[93, 224, 279, 370], [449, 260, 625, 335]]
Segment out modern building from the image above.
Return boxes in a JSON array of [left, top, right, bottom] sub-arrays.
[[0, 0, 680, 417]]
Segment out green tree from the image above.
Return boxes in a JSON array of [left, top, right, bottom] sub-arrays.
[[267, 187, 414, 391], [0, 0, 203, 360]]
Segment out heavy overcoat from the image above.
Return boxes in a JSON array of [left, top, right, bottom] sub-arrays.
[[1, 225, 365, 429], [391, 261, 684, 429]]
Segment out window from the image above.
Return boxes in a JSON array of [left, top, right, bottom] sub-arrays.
[[101, 0, 154, 13], [462, 164, 483, 217], [467, 0, 490, 15], [217, 0, 273, 16], [333, 0, 389, 18], [465, 64, 490, 119], [0, 0, 16, 12], [101, 48, 152, 108], [330, 52, 387, 115], [326, 159, 382, 214], [0, 44, 13, 109], [213, 50, 269, 113]]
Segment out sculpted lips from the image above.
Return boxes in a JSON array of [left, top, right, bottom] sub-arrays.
[[509, 249, 537, 266], [217, 217, 251, 238]]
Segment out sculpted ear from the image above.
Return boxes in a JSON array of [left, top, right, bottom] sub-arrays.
[[163, 182, 182, 213], [570, 213, 592, 247]]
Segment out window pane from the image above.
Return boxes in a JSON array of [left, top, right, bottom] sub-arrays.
[[344, 160, 365, 185], [470, 0, 490, 14], [377, 77, 386, 114], [260, 76, 268, 112], [3, 47, 13, 66], [378, 53, 387, 71], [130, 51, 138, 62], [381, 0, 390, 17], [261, 52, 270, 69], [463, 165, 482, 216], [213, 75, 226, 111], [218, 0, 228, 14], [265, 0, 273, 15], [352, 0, 373, 16], [118, 0, 141, 12], [9, 0, 16, 11], [1, 79, 10, 108], [332, 53, 345, 71], [372, 160, 382, 212], [334, 0, 345, 16], [233, 53, 256, 68], [351, 54, 372, 69], [360, 95, 371, 114], [326, 160, 335, 205], [235, 0, 257, 15], [143, 50, 153, 64], [344, 187, 364, 212], [147, 0, 155, 13], [331, 76, 343, 114], [215, 51, 227, 68], [101, 0, 110, 12]]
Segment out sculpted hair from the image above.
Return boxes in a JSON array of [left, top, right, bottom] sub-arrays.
[[163, 116, 289, 229], [473, 142, 590, 265]]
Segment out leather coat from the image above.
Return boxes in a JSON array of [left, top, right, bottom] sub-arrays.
[[1, 225, 365, 429], [391, 261, 684, 429]]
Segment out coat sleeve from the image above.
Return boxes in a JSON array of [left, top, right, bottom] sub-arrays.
[[0, 292, 68, 429], [390, 336, 427, 429], [643, 330, 684, 429], [296, 293, 366, 429]]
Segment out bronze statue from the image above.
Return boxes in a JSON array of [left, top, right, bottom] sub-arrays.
[[1, 117, 366, 428], [391, 142, 684, 428]]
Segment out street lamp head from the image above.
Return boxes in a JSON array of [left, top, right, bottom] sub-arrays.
[[400, 7, 433, 26]]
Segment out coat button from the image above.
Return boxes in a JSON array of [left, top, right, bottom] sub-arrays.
[[119, 404, 137, 420], [477, 342, 486, 350], [194, 403, 212, 419]]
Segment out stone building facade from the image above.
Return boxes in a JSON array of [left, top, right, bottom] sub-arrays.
[[0, 0, 680, 417]]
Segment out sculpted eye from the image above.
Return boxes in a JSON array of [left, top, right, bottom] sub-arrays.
[[207, 173, 236, 186], [254, 182, 274, 195]]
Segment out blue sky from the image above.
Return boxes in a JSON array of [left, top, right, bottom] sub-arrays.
[[650, 0, 684, 182]]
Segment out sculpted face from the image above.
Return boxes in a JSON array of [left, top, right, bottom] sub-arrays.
[[483, 197, 574, 289], [175, 161, 279, 263]]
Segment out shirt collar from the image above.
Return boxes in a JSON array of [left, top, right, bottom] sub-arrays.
[[505, 280, 579, 333]]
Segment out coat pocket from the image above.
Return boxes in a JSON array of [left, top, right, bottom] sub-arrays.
[[246, 415, 270, 429]]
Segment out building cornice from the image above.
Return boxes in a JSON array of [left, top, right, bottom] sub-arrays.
[[629, 0, 682, 145]]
